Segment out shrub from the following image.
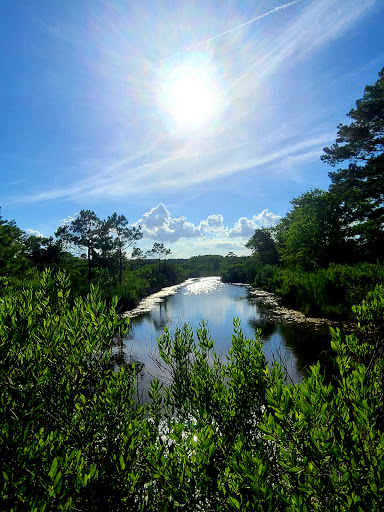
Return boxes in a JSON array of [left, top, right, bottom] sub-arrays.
[[2, 273, 384, 510]]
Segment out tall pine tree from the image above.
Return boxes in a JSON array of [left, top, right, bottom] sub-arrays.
[[322, 67, 384, 259]]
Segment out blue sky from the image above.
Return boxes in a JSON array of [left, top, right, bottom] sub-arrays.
[[1, 0, 384, 257]]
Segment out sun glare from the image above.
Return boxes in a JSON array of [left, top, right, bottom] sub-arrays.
[[161, 65, 221, 130]]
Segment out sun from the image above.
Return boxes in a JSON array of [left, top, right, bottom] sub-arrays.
[[161, 65, 220, 130]]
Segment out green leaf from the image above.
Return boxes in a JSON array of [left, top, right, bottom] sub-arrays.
[[49, 458, 58, 478]]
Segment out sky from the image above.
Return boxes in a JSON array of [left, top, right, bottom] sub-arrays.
[[1, 0, 384, 257]]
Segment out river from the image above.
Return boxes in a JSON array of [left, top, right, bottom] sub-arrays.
[[115, 277, 332, 399]]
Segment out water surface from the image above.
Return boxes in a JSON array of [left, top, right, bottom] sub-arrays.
[[117, 277, 331, 395]]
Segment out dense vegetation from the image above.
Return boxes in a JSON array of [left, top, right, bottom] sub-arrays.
[[1, 68, 384, 509], [228, 67, 384, 319], [1, 271, 384, 510]]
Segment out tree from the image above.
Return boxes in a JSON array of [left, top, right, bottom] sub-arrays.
[[245, 228, 279, 267], [106, 213, 142, 284], [147, 242, 172, 273], [23, 235, 63, 268], [55, 210, 109, 283], [0, 209, 27, 276], [321, 67, 384, 259], [131, 247, 144, 260], [275, 189, 350, 270]]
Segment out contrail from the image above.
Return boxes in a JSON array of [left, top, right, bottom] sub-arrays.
[[153, 0, 305, 65]]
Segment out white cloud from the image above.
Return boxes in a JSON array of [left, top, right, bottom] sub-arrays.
[[228, 209, 281, 238], [137, 203, 201, 242], [55, 204, 281, 257], [228, 217, 256, 239], [252, 209, 281, 228], [137, 203, 280, 243], [25, 229, 45, 237], [199, 214, 225, 233], [59, 214, 79, 226]]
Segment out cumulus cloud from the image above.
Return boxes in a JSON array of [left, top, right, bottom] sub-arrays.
[[137, 203, 281, 243], [25, 229, 45, 237], [228, 217, 257, 238], [253, 209, 281, 227], [199, 214, 225, 233], [137, 203, 200, 242], [228, 209, 281, 238]]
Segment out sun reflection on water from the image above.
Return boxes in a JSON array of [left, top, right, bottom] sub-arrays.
[[183, 276, 223, 295]]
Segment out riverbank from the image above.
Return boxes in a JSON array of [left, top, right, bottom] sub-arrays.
[[248, 287, 357, 333], [251, 262, 384, 321]]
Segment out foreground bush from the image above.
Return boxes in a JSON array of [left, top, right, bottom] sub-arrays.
[[1, 272, 384, 510]]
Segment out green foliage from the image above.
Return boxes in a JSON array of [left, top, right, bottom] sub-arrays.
[[253, 264, 278, 291], [158, 320, 267, 440], [221, 263, 249, 283], [55, 210, 109, 283], [245, 228, 279, 267], [0, 211, 28, 276], [252, 262, 384, 319], [260, 348, 384, 510], [322, 67, 384, 166], [181, 255, 225, 277], [23, 235, 63, 269], [275, 189, 352, 270], [353, 284, 384, 335], [2, 258, 384, 510], [0, 270, 151, 511], [146, 242, 172, 277], [321, 67, 384, 259], [106, 213, 142, 285]]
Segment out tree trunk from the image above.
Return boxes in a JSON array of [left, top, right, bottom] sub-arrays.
[[88, 245, 92, 283], [119, 246, 123, 285]]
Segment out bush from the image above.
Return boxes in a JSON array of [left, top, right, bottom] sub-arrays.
[[2, 273, 384, 510], [0, 270, 148, 511]]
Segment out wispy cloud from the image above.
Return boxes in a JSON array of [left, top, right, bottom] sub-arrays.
[[9, 0, 376, 206], [11, 128, 333, 204], [153, 0, 304, 65], [229, 0, 376, 91]]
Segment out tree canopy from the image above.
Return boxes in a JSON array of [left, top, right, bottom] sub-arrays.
[[276, 189, 351, 270], [0, 209, 27, 276], [322, 67, 384, 258], [106, 213, 142, 284], [245, 228, 279, 267], [55, 210, 110, 283]]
